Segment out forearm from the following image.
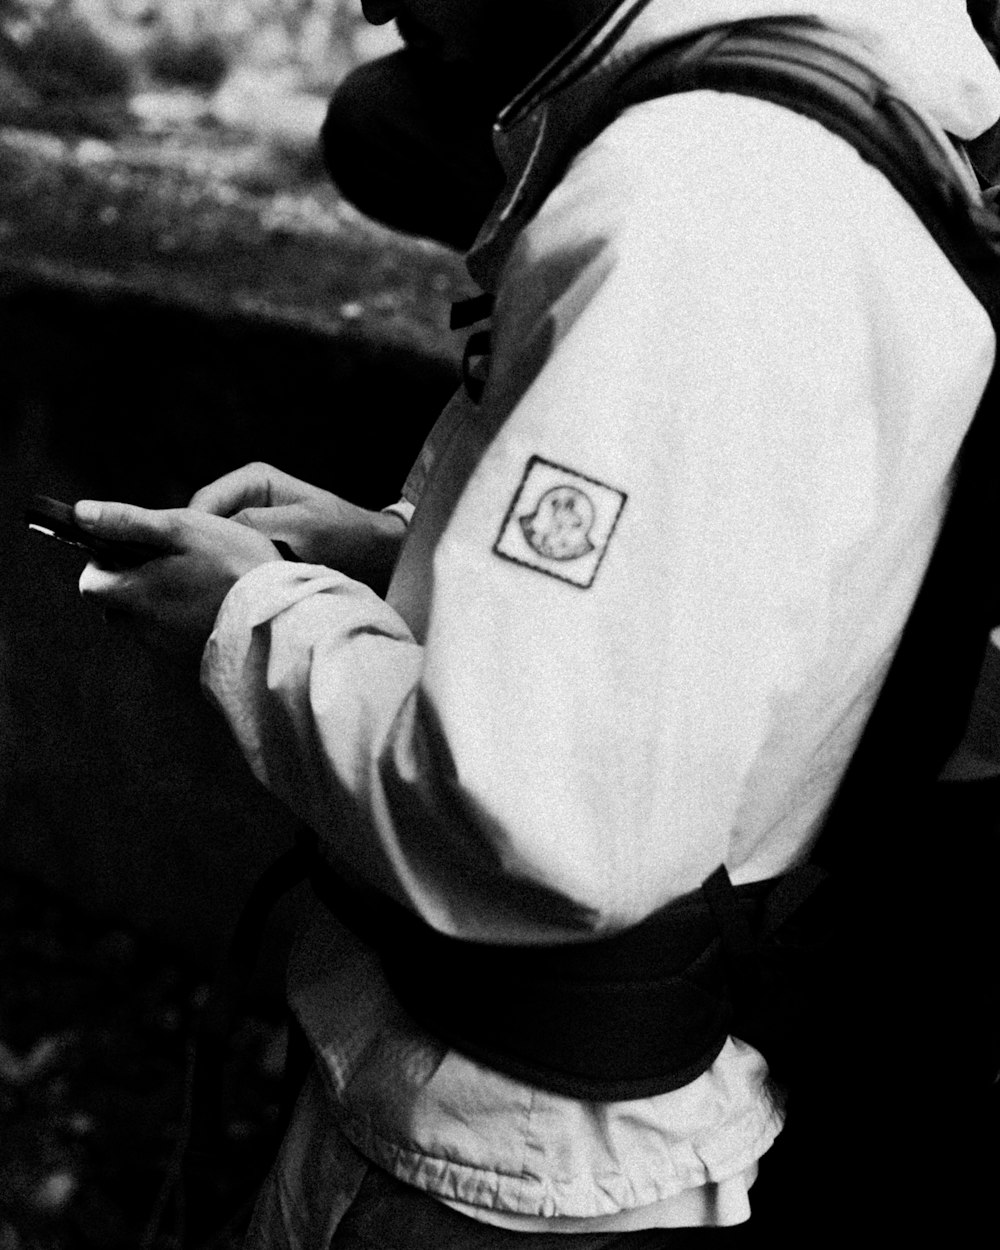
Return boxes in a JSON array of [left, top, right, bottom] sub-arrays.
[[201, 561, 426, 900], [200, 559, 603, 939], [186, 463, 410, 595], [277, 501, 407, 594]]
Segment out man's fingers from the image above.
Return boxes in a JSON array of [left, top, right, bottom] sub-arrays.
[[188, 469, 263, 516], [230, 504, 299, 539], [79, 561, 117, 597], [74, 501, 177, 548], [79, 559, 138, 606], [188, 463, 284, 515]]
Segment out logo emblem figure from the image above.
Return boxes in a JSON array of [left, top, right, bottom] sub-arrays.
[[519, 486, 596, 561], [494, 456, 628, 590]]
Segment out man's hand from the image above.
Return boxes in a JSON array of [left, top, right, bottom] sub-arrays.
[[76, 500, 283, 659], [189, 463, 406, 590]]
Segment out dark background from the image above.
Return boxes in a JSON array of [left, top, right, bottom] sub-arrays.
[[0, 5, 470, 1243], [0, 281, 459, 978]]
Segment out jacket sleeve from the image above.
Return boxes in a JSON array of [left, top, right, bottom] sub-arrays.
[[202, 95, 994, 946]]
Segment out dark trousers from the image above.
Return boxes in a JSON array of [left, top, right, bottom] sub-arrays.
[[245, 1061, 797, 1249], [328, 1163, 771, 1249], [320, 50, 505, 251]]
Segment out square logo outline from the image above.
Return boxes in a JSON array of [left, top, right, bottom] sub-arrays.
[[492, 454, 628, 590]]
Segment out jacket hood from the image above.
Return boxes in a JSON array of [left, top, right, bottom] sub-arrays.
[[500, 1, 1000, 140], [469, 0, 1000, 288], [676, 0, 1000, 139]]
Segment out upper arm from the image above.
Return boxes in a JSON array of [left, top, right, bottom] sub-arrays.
[[397, 92, 994, 931]]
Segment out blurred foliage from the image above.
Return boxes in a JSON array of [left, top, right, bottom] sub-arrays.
[[0, 1, 132, 103], [0, 0, 395, 95], [0, 0, 400, 137], [29, 13, 132, 99], [145, 26, 228, 90]]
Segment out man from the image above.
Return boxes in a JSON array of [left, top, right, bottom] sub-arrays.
[[75, 2, 1000, 1245]]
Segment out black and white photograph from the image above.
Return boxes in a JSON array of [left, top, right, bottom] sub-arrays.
[[2, 3, 999, 1247]]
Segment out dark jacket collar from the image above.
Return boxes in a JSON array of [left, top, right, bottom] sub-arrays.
[[466, 0, 661, 289]]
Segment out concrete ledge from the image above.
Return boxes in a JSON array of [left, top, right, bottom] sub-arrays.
[[0, 123, 476, 362]]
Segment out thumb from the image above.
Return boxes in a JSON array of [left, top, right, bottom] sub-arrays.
[[74, 500, 177, 549], [231, 504, 300, 539]]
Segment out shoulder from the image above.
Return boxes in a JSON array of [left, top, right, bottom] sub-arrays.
[[484, 87, 991, 461], [519, 87, 989, 341], [503, 89, 887, 317]]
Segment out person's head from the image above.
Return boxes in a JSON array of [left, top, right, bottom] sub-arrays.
[[360, 1, 613, 104]]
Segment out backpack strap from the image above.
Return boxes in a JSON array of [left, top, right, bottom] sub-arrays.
[[600, 15, 1000, 846], [594, 16, 1000, 316], [605, 17, 1000, 1087]]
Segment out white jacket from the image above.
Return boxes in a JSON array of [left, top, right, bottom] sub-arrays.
[[203, 0, 1000, 1232]]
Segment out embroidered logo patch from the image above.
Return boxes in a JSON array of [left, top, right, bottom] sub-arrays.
[[493, 456, 627, 589]]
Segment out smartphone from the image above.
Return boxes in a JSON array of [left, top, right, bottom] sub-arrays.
[[24, 495, 159, 567], [25, 495, 304, 565]]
